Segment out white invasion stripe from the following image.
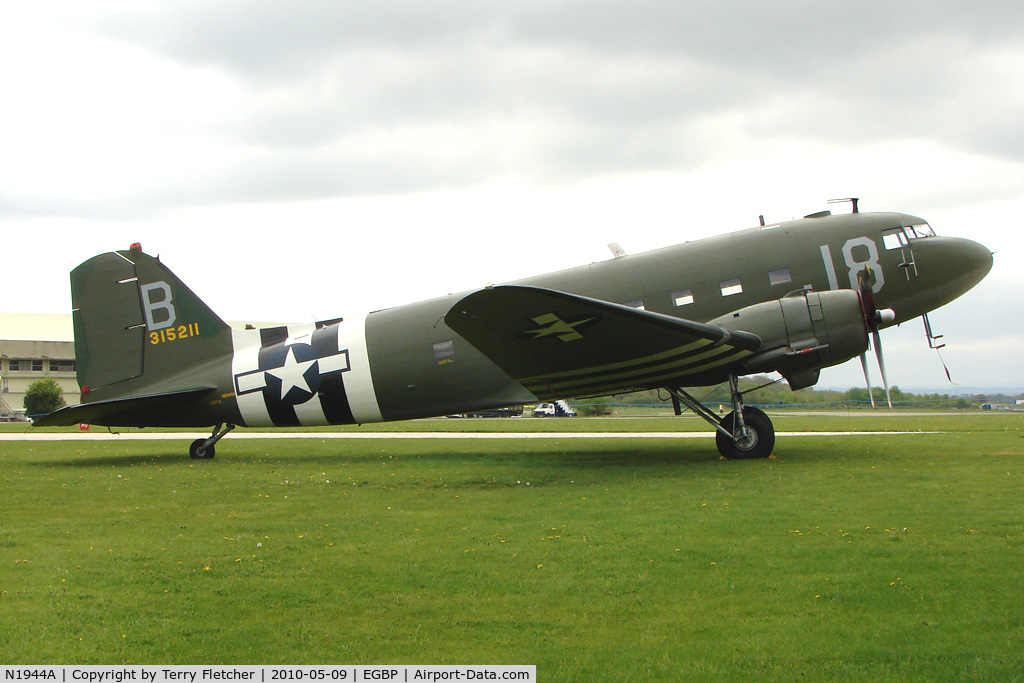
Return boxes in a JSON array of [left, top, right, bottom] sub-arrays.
[[342, 314, 383, 423], [231, 329, 273, 427], [5, 431, 944, 441], [293, 393, 328, 425]]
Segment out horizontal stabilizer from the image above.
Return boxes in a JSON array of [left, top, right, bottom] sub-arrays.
[[445, 286, 761, 399], [32, 387, 216, 427]]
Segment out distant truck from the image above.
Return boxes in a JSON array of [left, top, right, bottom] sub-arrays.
[[532, 400, 577, 417]]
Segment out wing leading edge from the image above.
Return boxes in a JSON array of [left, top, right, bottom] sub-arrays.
[[444, 286, 761, 399]]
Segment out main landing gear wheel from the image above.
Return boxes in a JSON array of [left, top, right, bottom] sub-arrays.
[[716, 407, 775, 460], [667, 380, 777, 461], [189, 438, 215, 460]]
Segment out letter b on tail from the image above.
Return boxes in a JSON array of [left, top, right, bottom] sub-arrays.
[[140, 281, 177, 330]]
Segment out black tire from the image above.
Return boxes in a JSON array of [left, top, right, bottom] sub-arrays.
[[189, 438, 215, 460], [716, 407, 775, 459]]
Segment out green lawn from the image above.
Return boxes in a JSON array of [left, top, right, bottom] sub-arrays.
[[1, 414, 1022, 680], [7, 409, 1018, 434]]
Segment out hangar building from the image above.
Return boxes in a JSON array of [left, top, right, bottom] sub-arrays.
[[1, 313, 79, 420]]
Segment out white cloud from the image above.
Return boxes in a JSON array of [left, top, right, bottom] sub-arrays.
[[1, 1, 1021, 390]]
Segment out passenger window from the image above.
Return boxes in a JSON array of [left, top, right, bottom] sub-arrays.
[[768, 268, 792, 286], [672, 289, 694, 306], [720, 278, 743, 296]]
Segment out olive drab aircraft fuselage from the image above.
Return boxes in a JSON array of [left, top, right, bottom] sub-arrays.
[[35, 208, 993, 459]]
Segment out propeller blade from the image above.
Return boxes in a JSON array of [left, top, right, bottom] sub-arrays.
[[872, 329, 893, 409], [857, 265, 876, 292], [856, 266, 895, 409], [859, 352, 876, 408], [922, 314, 954, 383], [941, 353, 952, 383]]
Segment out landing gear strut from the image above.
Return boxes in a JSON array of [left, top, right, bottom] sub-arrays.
[[668, 375, 775, 459], [189, 423, 235, 459]]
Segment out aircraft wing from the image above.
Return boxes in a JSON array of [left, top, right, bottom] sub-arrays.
[[31, 387, 215, 427], [444, 285, 761, 399]]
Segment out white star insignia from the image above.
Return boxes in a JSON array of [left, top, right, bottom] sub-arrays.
[[266, 346, 317, 398]]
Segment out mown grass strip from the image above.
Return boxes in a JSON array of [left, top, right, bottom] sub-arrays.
[[0, 415, 1021, 680]]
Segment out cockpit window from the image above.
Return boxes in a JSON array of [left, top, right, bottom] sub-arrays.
[[884, 223, 936, 250], [906, 223, 935, 238], [882, 229, 907, 250]]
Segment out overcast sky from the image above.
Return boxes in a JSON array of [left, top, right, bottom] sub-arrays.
[[2, 1, 1021, 391]]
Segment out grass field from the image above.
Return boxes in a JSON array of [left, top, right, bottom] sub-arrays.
[[1, 414, 1022, 680]]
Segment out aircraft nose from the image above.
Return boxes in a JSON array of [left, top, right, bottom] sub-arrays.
[[920, 235, 993, 300], [953, 236, 994, 289]]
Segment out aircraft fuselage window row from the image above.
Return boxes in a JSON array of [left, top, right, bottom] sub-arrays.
[[656, 266, 793, 311]]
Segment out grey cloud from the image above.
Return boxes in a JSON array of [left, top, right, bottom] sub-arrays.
[[99, 1, 1024, 76], [58, 0, 1024, 215]]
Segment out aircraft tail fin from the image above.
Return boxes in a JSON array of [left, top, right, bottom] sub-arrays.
[[70, 244, 233, 405]]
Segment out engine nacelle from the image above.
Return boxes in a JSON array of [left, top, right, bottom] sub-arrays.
[[708, 289, 869, 390]]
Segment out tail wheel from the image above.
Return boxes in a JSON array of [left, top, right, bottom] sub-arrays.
[[189, 439, 215, 459], [716, 407, 775, 460]]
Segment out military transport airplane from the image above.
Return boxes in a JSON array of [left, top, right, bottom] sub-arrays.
[[34, 203, 992, 460]]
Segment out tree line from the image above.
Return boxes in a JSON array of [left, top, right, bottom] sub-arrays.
[[573, 375, 1018, 414]]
